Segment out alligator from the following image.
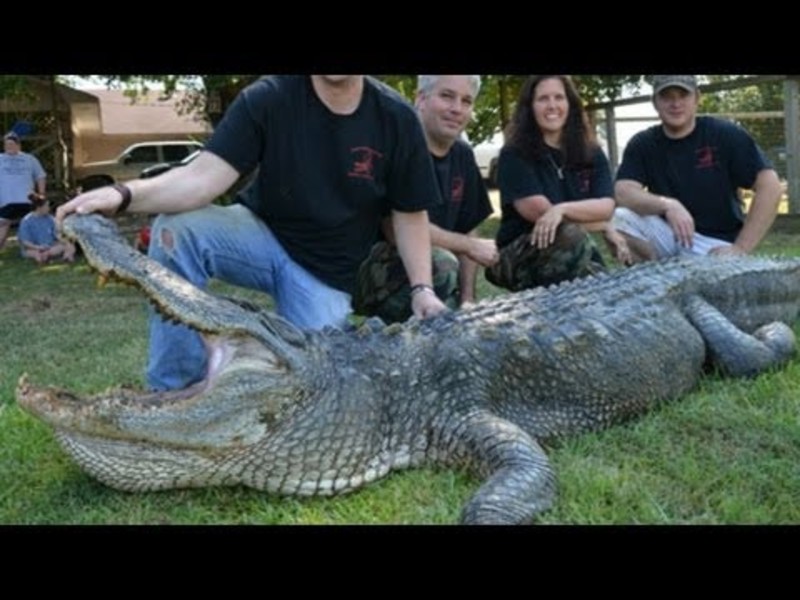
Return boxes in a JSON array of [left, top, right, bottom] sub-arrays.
[[16, 214, 800, 524]]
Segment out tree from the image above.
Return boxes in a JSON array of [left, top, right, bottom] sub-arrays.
[[1, 76, 73, 191], [381, 75, 644, 143], [0, 76, 38, 133], [59, 74, 646, 143], [85, 75, 259, 127]]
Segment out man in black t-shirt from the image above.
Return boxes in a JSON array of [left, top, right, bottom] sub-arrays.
[[353, 75, 498, 323], [613, 75, 782, 263], [57, 76, 447, 391]]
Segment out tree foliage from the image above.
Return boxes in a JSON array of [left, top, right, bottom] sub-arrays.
[[0, 75, 34, 99], [381, 75, 644, 142], [76, 74, 645, 143], [78, 75, 259, 127]]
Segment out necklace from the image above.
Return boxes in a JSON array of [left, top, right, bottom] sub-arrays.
[[547, 152, 564, 180]]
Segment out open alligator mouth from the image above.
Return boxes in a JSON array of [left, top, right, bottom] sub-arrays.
[[18, 331, 253, 413], [16, 332, 290, 447], [58, 214, 307, 360], [16, 214, 306, 445]]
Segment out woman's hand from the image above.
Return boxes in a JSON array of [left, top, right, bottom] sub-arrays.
[[530, 205, 565, 249]]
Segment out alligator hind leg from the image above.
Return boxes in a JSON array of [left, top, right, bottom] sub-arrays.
[[445, 410, 556, 524], [684, 295, 796, 377]]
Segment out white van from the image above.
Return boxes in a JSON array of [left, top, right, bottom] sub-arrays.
[[470, 131, 503, 187]]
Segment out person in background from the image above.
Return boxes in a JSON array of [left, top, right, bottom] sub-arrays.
[[17, 195, 75, 264], [0, 131, 47, 251], [612, 74, 782, 263], [486, 75, 620, 292], [56, 75, 447, 391], [354, 75, 498, 322]]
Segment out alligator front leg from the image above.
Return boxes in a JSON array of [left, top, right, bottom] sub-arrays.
[[684, 295, 796, 377], [441, 410, 556, 524]]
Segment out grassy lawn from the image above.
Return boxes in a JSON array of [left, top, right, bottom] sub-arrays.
[[1, 216, 799, 525]]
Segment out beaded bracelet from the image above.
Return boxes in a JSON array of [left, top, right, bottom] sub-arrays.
[[410, 283, 435, 297]]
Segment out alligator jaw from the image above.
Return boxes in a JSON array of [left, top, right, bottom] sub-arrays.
[[16, 329, 295, 450], [16, 319, 300, 493], [60, 213, 308, 370], [15, 213, 311, 465]]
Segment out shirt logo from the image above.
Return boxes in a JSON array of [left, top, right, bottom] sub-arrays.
[[695, 145, 718, 169], [577, 168, 592, 193], [450, 176, 464, 203], [348, 146, 384, 180]]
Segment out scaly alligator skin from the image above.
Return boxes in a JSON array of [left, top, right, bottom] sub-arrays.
[[16, 214, 800, 524]]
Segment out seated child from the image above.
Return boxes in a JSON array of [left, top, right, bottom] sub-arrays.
[[17, 195, 76, 265]]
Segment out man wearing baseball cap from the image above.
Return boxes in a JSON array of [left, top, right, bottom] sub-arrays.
[[0, 131, 47, 251], [610, 75, 782, 263]]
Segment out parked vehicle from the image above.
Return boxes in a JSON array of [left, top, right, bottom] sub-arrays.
[[471, 131, 503, 188], [74, 141, 203, 191], [141, 150, 255, 201], [139, 149, 201, 179]]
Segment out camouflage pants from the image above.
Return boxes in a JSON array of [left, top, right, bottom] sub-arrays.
[[485, 222, 605, 292], [353, 241, 460, 323]]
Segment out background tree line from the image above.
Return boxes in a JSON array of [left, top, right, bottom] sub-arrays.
[[0, 74, 783, 154], [43, 75, 648, 142]]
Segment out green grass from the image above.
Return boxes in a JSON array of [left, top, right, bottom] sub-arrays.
[[1, 217, 799, 524]]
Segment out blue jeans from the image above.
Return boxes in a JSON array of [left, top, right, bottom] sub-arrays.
[[146, 203, 352, 391]]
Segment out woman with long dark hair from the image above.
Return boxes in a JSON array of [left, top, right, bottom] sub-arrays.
[[486, 75, 627, 292]]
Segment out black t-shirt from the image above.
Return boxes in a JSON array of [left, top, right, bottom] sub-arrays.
[[495, 144, 613, 247], [427, 139, 493, 234], [616, 116, 772, 242], [205, 75, 439, 293]]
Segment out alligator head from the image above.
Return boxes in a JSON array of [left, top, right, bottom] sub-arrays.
[[17, 214, 317, 491]]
